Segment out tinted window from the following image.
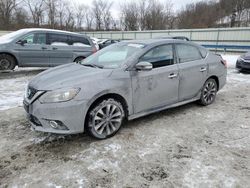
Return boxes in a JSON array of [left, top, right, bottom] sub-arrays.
[[48, 33, 69, 46], [22, 33, 46, 44], [70, 36, 90, 46], [140, 45, 174, 68], [176, 44, 202, 63]]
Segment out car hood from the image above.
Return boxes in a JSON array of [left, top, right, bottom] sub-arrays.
[[29, 63, 113, 90], [243, 51, 250, 60]]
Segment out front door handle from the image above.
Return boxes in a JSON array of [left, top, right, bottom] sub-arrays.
[[52, 47, 58, 50], [41, 47, 47, 50], [168, 73, 178, 79], [200, 67, 207, 72]]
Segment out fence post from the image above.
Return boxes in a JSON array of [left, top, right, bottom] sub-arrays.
[[216, 29, 220, 53]]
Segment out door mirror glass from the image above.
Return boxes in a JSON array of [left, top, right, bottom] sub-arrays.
[[136, 61, 153, 71]]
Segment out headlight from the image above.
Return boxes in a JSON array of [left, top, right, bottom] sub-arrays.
[[39, 88, 80, 103]]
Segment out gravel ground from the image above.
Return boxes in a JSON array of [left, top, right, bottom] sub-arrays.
[[0, 57, 250, 188]]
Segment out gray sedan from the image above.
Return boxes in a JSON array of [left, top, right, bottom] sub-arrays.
[[23, 39, 227, 139]]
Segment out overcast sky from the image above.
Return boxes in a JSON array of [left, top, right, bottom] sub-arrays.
[[73, 0, 201, 18]]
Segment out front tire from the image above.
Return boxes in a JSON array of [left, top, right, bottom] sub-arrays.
[[86, 98, 125, 139], [0, 54, 16, 70], [199, 78, 218, 106]]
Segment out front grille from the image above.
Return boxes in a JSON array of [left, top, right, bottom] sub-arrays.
[[27, 87, 37, 100]]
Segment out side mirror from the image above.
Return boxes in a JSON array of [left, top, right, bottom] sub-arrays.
[[17, 39, 27, 45], [135, 61, 153, 71]]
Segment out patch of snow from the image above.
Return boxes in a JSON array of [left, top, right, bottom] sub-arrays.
[[0, 77, 29, 111], [87, 158, 119, 171], [104, 143, 121, 153], [47, 183, 62, 188], [183, 157, 236, 187]]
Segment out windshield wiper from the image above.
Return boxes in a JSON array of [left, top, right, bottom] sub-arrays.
[[82, 64, 104, 69]]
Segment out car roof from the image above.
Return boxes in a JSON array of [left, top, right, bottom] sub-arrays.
[[19, 28, 87, 37], [121, 38, 188, 45]]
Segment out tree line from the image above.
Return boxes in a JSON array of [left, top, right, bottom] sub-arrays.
[[0, 0, 249, 31]]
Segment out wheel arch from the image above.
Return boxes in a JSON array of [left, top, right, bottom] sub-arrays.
[[207, 75, 219, 90], [84, 93, 129, 130], [73, 56, 86, 62], [0, 52, 18, 66]]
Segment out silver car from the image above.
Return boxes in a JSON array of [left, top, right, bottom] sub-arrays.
[[0, 28, 96, 70], [23, 39, 227, 139]]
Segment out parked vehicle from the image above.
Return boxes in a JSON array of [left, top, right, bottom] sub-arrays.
[[98, 39, 120, 49], [90, 37, 100, 51], [0, 28, 96, 70], [156, 35, 190, 41], [236, 51, 250, 72], [23, 39, 227, 139]]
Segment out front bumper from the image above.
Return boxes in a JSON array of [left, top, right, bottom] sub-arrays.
[[23, 98, 88, 134], [236, 59, 250, 71]]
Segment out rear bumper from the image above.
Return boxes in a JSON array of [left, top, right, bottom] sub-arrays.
[[23, 98, 88, 134]]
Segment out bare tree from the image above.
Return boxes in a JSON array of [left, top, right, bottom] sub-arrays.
[[24, 0, 45, 26], [45, 0, 58, 28], [121, 2, 139, 31], [57, 0, 67, 29], [74, 3, 87, 30], [92, 0, 113, 30], [85, 7, 94, 30], [64, 5, 75, 31], [0, 0, 21, 29]]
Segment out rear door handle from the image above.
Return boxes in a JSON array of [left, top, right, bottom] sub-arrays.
[[41, 47, 47, 50], [52, 47, 58, 50], [168, 73, 178, 79], [200, 67, 207, 72]]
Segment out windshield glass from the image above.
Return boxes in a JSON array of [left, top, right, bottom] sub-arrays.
[[81, 43, 145, 69], [0, 29, 28, 42]]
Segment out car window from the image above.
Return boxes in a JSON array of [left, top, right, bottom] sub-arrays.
[[176, 44, 202, 63], [22, 33, 46, 44], [199, 47, 208, 58], [140, 44, 174, 68], [48, 33, 69, 45], [70, 36, 91, 47]]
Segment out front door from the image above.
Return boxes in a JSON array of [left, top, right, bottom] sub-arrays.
[[175, 43, 208, 101], [131, 44, 179, 113], [15, 32, 50, 66]]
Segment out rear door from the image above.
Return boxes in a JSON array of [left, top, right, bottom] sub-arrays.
[[47, 33, 73, 66], [176, 43, 208, 101], [15, 32, 50, 66], [70, 35, 93, 59]]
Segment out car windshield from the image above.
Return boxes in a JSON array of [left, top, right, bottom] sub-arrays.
[[81, 43, 146, 69], [0, 29, 28, 42]]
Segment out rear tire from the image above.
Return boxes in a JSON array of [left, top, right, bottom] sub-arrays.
[[86, 98, 125, 139], [199, 78, 218, 106], [74, 57, 85, 63], [0, 54, 16, 70]]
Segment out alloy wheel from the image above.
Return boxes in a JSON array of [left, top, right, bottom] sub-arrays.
[[203, 80, 217, 104], [92, 102, 123, 137]]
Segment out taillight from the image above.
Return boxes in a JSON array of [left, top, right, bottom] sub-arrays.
[[221, 59, 227, 68]]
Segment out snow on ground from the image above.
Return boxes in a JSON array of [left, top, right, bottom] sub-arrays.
[[0, 76, 28, 111]]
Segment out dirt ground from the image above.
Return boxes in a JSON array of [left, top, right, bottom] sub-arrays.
[[0, 63, 250, 187]]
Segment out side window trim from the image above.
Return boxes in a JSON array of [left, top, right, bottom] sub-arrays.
[[138, 43, 176, 69], [18, 32, 47, 45]]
